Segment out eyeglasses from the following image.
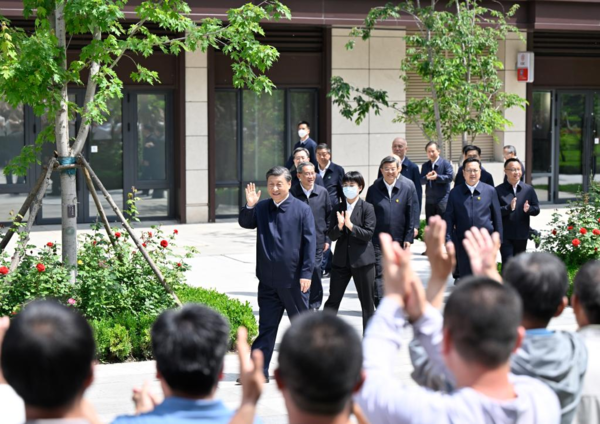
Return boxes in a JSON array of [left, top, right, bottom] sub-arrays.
[[464, 169, 480, 174], [505, 168, 522, 173], [301, 172, 316, 177], [382, 168, 397, 173]]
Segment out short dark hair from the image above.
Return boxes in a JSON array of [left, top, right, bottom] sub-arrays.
[[463, 145, 482, 157], [1, 300, 96, 409], [278, 312, 362, 415], [504, 158, 522, 169], [503, 252, 568, 326], [152, 304, 230, 397], [425, 141, 440, 151], [574, 260, 600, 324], [342, 171, 365, 193], [293, 147, 310, 159], [298, 120, 310, 129], [266, 166, 292, 182], [379, 155, 399, 170], [462, 157, 481, 169], [444, 277, 522, 368], [316, 143, 331, 153]]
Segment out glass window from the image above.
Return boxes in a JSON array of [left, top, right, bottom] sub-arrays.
[[136, 189, 170, 217], [289, 90, 317, 146], [242, 90, 285, 182], [0, 102, 25, 185], [137, 94, 167, 181], [215, 187, 240, 216], [532, 91, 553, 174], [531, 175, 551, 203], [215, 91, 238, 182]]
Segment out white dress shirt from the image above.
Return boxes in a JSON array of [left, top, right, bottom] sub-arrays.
[[301, 185, 313, 199], [274, 194, 290, 208], [384, 180, 395, 198], [346, 199, 358, 217], [466, 181, 479, 194], [318, 161, 331, 178]]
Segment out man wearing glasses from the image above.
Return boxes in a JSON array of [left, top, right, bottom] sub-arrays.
[[495, 158, 540, 266], [444, 157, 503, 281]]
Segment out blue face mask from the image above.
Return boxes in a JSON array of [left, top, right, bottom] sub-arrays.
[[343, 186, 359, 200]]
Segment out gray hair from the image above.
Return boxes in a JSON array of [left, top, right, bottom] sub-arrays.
[[297, 162, 315, 174], [380, 155, 400, 170], [266, 166, 292, 182], [316, 143, 331, 154], [293, 147, 310, 158], [504, 145, 517, 155]]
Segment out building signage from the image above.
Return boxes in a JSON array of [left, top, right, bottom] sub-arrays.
[[517, 52, 534, 83]]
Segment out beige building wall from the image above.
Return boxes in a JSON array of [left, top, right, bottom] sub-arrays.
[[185, 49, 209, 223], [331, 28, 406, 185]]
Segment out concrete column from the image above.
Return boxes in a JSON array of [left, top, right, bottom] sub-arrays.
[[331, 28, 406, 184], [184, 50, 209, 223]]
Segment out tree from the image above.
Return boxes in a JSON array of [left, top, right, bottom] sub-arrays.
[[329, 0, 527, 159], [0, 0, 290, 278]]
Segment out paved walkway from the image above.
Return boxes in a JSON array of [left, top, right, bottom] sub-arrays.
[[17, 205, 575, 423]]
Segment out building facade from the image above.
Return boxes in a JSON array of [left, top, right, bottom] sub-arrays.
[[0, 0, 597, 223]]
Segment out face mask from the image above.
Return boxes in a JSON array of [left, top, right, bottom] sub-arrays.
[[298, 129, 308, 139], [343, 186, 359, 200]]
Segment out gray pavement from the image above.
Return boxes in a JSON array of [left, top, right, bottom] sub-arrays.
[[13, 205, 576, 423]]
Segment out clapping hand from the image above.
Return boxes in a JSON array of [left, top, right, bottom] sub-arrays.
[[337, 211, 345, 230], [344, 210, 353, 232], [245, 183, 261, 208], [424, 217, 456, 309], [463, 227, 502, 282], [523, 200, 530, 213], [510, 197, 517, 211]]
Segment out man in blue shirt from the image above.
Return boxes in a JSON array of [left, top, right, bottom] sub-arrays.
[[112, 304, 260, 424]]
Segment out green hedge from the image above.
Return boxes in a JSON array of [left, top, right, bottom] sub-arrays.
[[92, 285, 258, 363]]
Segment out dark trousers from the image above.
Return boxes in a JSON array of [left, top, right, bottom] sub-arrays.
[[425, 201, 447, 223], [455, 242, 472, 280], [321, 248, 333, 274], [500, 239, 528, 269], [309, 248, 324, 309], [252, 282, 309, 376], [373, 242, 406, 308], [324, 262, 375, 332]]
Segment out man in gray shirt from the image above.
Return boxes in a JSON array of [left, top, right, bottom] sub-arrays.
[[355, 220, 560, 424]]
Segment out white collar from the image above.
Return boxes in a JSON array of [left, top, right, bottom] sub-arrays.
[[319, 161, 331, 172], [301, 184, 314, 198], [466, 181, 479, 193], [432, 157, 440, 167], [274, 194, 290, 207]]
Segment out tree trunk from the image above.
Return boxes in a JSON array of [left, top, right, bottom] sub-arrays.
[[54, 3, 77, 281]]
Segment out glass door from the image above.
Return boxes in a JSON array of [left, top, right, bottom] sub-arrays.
[[592, 93, 600, 186], [556, 92, 586, 201]]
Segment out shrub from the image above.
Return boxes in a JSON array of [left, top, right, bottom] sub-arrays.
[[415, 219, 427, 241]]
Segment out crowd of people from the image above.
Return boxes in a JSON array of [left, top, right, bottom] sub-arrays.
[[0, 120, 599, 424]]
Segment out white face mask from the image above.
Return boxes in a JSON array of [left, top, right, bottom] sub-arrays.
[[343, 186, 359, 200], [298, 129, 308, 139]]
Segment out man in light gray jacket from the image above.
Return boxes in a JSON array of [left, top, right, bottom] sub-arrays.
[[572, 261, 600, 424]]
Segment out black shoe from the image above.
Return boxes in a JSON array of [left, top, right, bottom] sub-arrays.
[[236, 375, 269, 384], [421, 251, 428, 256], [322, 272, 330, 278], [453, 278, 461, 285]]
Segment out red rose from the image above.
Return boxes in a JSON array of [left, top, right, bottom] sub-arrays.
[[142, 243, 147, 248], [174, 229, 178, 235], [148, 232, 153, 238], [177, 262, 182, 267], [92, 240, 97, 245], [160, 240, 168, 248], [568, 226, 574, 230], [598, 218, 600, 223], [552, 229, 557, 235], [572, 239, 581, 247], [580, 228, 588, 235], [46, 242, 53, 247], [593, 229, 600, 236], [115, 232, 121, 238], [36, 263, 46, 272], [0, 266, 8, 275]]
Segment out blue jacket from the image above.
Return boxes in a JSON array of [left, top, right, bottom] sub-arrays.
[[366, 176, 418, 245], [239, 196, 316, 288], [285, 137, 318, 169], [291, 170, 325, 189], [420, 157, 454, 204], [445, 182, 503, 242], [495, 181, 540, 240], [319, 161, 345, 205], [377, 157, 422, 210], [455, 166, 495, 187], [290, 183, 332, 248]]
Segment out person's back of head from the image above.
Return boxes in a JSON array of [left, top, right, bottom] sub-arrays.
[[503, 252, 568, 328], [276, 311, 363, 417], [444, 277, 523, 369], [1, 300, 95, 410], [151, 303, 229, 397], [573, 260, 600, 327]]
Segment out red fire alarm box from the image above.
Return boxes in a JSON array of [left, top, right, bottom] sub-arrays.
[[517, 52, 534, 83]]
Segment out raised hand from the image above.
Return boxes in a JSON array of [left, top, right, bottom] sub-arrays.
[[424, 216, 456, 309], [463, 227, 502, 282], [245, 183, 261, 208], [344, 210, 354, 232], [236, 327, 265, 403]]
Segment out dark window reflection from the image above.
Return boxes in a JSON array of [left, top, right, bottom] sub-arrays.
[[532, 91, 553, 174], [138, 94, 167, 182], [215, 91, 238, 182], [0, 102, 25, 185]]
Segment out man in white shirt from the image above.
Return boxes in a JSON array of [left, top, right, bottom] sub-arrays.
[[572, 260, 600, 424], [354, 221, 560, 424]]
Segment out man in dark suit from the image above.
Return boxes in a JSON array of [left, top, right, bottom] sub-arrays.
[[420, 141, 453, 227], [366, 156, 419, 307], [315, 143, 345, 278], [503, 145, 525, 183], [496, 158, 540, 266], [285, 121, 318, 169], [238, 166, 316, 381], [454, 145, 495, 186], [445, 158, 503, 280], [289, 147, 325, 188], [290, 162, 332, 311]]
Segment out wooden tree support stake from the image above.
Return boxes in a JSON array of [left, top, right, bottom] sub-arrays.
[[0, 159, 56, 254], [9, 158, 57, 275], [78, 154, 182, 306], [81, 165, 121, 258]]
